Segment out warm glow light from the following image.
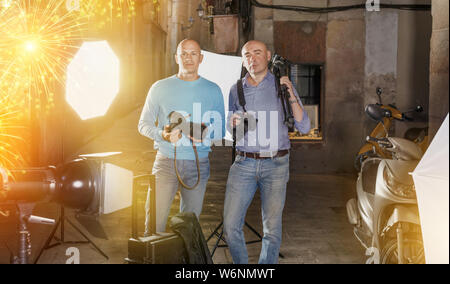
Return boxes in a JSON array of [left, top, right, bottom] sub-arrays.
[[0, 0, 137, 114], [1, 0, 12, 8], [24, 40, 37, 52], [0, 0, 137, 168], [79, 152, 122, 158], [0, 0, 87, 115], [0, 100, 25, 170]]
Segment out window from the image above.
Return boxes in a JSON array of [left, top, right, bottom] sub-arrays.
[[289, 63, 323, 140]]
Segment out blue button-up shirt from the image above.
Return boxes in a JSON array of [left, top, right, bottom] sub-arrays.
[[227, 71, 310, 154]]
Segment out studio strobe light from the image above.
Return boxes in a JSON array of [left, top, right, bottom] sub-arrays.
[[0, 158, 133, 264], [1, 159, 95, 208]]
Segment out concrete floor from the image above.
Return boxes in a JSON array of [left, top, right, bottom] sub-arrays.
[[0, 172, 366, 264], [0, 108, 366, 264]]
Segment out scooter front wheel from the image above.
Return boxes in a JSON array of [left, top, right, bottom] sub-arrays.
[[380, 238, 425, 264]]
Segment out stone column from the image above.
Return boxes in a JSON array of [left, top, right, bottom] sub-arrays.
[[429, 0, 449, 140], [253, 0, 274, 52]]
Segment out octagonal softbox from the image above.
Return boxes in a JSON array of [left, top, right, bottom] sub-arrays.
[[66, 41, 120, 120]]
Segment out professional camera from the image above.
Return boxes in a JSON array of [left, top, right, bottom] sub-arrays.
[[167, 111, 208, 142], [232, 111, 258, 142], [269, 54, 290, 78]]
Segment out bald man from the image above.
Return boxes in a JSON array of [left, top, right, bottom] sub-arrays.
[[139, 39, 225, 234], [223, 40, 310, 264]]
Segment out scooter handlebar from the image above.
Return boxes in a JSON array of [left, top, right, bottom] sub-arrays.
[[366, 136, 393, 148]]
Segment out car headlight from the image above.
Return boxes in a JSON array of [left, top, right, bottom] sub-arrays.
[[383, 166, 416, 199]]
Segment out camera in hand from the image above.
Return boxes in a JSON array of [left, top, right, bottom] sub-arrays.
[[232, 112, 258, 142], [167, 111, 208, 142], [269, 54, 290, 79]]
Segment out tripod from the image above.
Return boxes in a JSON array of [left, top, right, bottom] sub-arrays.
[[34, 205, 108, 264], [206, 141, 284, 259], [206, 218, 264, 257]]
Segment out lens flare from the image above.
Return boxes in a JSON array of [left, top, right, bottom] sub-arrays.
[[0, 98, 26, 170], [0, 0, 136, 115], [24, 40, 37, 52], [0, 0, 136, 167], [0, 0, 88, 116]]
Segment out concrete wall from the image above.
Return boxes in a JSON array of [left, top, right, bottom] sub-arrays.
[[294, 1, 366, 174], [151, 0, 433, 175], [396, 7, 432, 137], [249, 0, 432, 174], [429, 0, 449, 139]]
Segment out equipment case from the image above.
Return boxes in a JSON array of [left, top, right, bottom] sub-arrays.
[[125, 175, 188, 264]]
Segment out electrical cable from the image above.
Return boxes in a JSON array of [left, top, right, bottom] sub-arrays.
[[250, 0, 431, 13]]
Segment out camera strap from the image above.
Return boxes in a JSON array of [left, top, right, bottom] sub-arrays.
[[236, 79, 247, 113], [236, 77, 293, 130], [174, 144, 200, 190]]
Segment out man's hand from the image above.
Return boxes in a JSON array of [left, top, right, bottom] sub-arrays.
[[187, 124, 208, 144], [280, 76, 305, 123], [280, 76, 296, 99], [230, 113, 243, 128], [162, 125, 182, 144]]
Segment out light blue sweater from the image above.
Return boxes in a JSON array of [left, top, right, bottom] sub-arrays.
[[138, 75, 225, 160]]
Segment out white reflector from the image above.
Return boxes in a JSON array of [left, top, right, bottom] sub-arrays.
[[101, 163, 133, 215], [412, 114, 449, 264], [198, 50, 242, 142]]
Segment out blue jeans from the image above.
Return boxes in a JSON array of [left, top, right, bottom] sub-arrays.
[[223, 153, 290, 264], [145, 152, 210, 235]]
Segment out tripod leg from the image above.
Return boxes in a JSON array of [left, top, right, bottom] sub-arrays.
[[244, 221, 263, 240], [214, 231, 227, 244], [33, 217, 61, 264], [206, 221, 223, 242], [65, 218, 109, 260], [244, 221, 284, 259], [210, 228, 225, 258], [61, 206, 65, 242]]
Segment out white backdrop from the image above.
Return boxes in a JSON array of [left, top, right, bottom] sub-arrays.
[[198, 50, 242, 142]]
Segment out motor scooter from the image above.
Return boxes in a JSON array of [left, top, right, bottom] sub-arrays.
[[347, 104, 426, 264], [354, 87, 427, 171]]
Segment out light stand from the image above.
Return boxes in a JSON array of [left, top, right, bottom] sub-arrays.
[[15, 203, 34, 264], [12, 203, 55, 264], [1, 159, 111, 264], [33, 104, 111, 263], [34, 205, 109, 264]]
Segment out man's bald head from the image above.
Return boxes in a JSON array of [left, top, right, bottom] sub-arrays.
[[241, 40, 269, 56], [177, 39, 201, 54], [241, 40, 271, 78], [175, 39, 203, 81]]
